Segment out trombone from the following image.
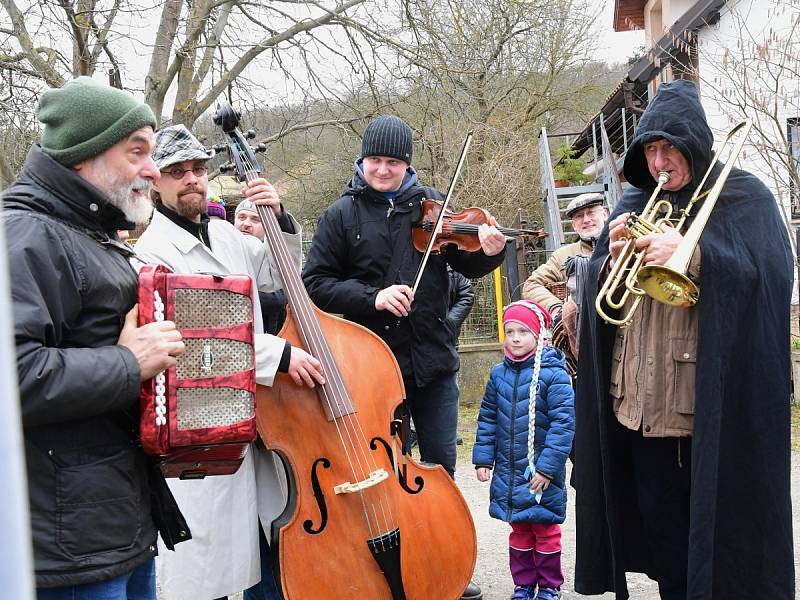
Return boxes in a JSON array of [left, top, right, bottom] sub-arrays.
[[595, 119, 752, 327]]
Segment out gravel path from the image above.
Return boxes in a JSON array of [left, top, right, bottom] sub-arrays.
[[161, 452, 799, 599], [456, 453, 800, 600]]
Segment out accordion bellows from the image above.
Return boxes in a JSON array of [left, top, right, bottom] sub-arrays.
[[138, 264, 257, 479]]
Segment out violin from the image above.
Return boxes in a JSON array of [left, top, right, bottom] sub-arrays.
[[412, 199, 547, 254], [214, 101, 477, 599]]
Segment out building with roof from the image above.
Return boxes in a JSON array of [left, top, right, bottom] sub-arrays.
[[539, 0, 799, 260]]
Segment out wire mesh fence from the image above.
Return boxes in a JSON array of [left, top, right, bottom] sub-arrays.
[[458, 274, 499, 345]]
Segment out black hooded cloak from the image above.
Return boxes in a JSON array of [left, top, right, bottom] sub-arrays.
[[573, 80, 795, 598]]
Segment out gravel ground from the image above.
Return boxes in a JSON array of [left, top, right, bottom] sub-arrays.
[[457, 452, 800, 600], [160, 451, 800, 600]]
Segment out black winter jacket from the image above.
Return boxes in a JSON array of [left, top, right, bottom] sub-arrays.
[[2, 146, 186, 587], [302, 165, 504, 387], [446, 267, 474, 339]]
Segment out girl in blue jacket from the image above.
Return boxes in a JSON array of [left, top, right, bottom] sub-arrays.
[[473, 300, 574, 600]]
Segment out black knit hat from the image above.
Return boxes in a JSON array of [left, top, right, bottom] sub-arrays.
[[361, 115, 413, 163], [37, 77, 157, 167]]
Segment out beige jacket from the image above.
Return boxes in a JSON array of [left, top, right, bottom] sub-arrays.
[[522, 239, 594, 310], [608, 250, 701, 437]]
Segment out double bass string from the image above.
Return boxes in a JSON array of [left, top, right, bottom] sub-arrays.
[[240, 156, 398, 543]]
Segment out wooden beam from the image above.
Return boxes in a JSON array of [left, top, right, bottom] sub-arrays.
[[614, 0, 646, 31]]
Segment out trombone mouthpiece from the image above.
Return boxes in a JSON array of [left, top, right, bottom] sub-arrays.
[[657, 171, 671, 184]]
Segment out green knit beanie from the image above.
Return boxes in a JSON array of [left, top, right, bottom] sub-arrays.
[[37, 77, 157, 167]]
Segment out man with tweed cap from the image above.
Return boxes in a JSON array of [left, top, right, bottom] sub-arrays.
[[522, 192, 607, 320], [134, 124, 320, 600], [303, 114, 506, 600], [2, 77, 188, 599]]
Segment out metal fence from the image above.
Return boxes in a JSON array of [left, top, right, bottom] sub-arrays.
[[458, 274, 499, 345]]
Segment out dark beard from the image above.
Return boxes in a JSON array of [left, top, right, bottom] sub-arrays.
[[171, 188, 207, 221]]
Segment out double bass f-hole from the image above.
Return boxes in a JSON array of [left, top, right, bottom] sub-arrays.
[[303, 458, 330, 535]]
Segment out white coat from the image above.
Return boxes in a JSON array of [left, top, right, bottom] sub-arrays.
[[133, 209, 302, 600]]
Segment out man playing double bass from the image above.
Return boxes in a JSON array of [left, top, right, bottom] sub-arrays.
[[574, 80, 794, 599], [302, 115, 507, 600], [134, 124, 324, 600]]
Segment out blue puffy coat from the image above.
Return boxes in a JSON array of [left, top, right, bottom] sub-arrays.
[[472, 347, 574, 524]]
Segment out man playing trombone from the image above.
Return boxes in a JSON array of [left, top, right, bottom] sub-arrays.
[[573, 80, 794, 599]]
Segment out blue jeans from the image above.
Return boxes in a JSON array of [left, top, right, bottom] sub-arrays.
[[405, 372, 460, 477], [243, 521, 281, 600], [37, 558, 155, 600]]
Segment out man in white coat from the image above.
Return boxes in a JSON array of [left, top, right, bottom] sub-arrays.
[[134, 124, 324, 600]]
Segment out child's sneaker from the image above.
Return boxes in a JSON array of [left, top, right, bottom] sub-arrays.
[[534, 587, 560, 600], [510, 585, 536, 600]]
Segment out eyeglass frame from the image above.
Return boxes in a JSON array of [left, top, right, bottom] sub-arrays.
[[161, 163, 208, 180]]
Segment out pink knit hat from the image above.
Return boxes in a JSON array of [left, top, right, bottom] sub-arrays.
[[503, 300, 551, 336]]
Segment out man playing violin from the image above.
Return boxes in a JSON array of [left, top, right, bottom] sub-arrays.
[[302, 114, 506, 600]]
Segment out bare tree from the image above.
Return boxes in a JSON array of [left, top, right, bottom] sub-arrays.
[[0, 0, 405, 188], [343, 0, 607, 224], [0, 0, 616, 216], [0, 68, 38, 187], [0, 0, 381, 123]]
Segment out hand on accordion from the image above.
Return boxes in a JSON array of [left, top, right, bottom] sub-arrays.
[[118, 305, 185, 381]]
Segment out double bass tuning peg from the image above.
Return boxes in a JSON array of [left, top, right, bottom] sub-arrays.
[[245, 129, 256, 140], [254, 143, 267, 153], [219, 162, 235, 174]]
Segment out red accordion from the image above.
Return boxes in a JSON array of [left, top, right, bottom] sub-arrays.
[[138, 264, 257, 479]]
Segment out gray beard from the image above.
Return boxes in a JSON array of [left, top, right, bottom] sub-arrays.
[[83, 155, 154, 224], [106, 179, 154, 224]]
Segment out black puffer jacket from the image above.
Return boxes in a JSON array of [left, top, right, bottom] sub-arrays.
[[2, 146, 184, 587], [302, 163, 504, 387]]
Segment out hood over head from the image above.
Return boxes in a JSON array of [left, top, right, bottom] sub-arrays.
[[623, 80, 714, 189]]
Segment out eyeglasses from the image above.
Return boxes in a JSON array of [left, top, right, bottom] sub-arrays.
[[162, 165, 207, 180]]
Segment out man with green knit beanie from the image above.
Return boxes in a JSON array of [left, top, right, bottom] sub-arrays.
[[38, 76, 157, 167], [2, 77, 189, 599]]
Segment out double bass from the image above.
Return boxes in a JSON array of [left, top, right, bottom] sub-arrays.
[[214, 102, 477, 599]]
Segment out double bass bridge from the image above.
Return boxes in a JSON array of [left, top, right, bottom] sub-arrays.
[[333, 468, 389, 494]]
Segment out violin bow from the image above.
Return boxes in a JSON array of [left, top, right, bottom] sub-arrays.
[[410, 131, 473, 294]]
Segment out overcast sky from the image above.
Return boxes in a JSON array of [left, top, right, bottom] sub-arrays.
[[592, 0, 646, 64]]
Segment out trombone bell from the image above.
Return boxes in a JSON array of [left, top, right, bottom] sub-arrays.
[[636, 265, 698, 308]]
